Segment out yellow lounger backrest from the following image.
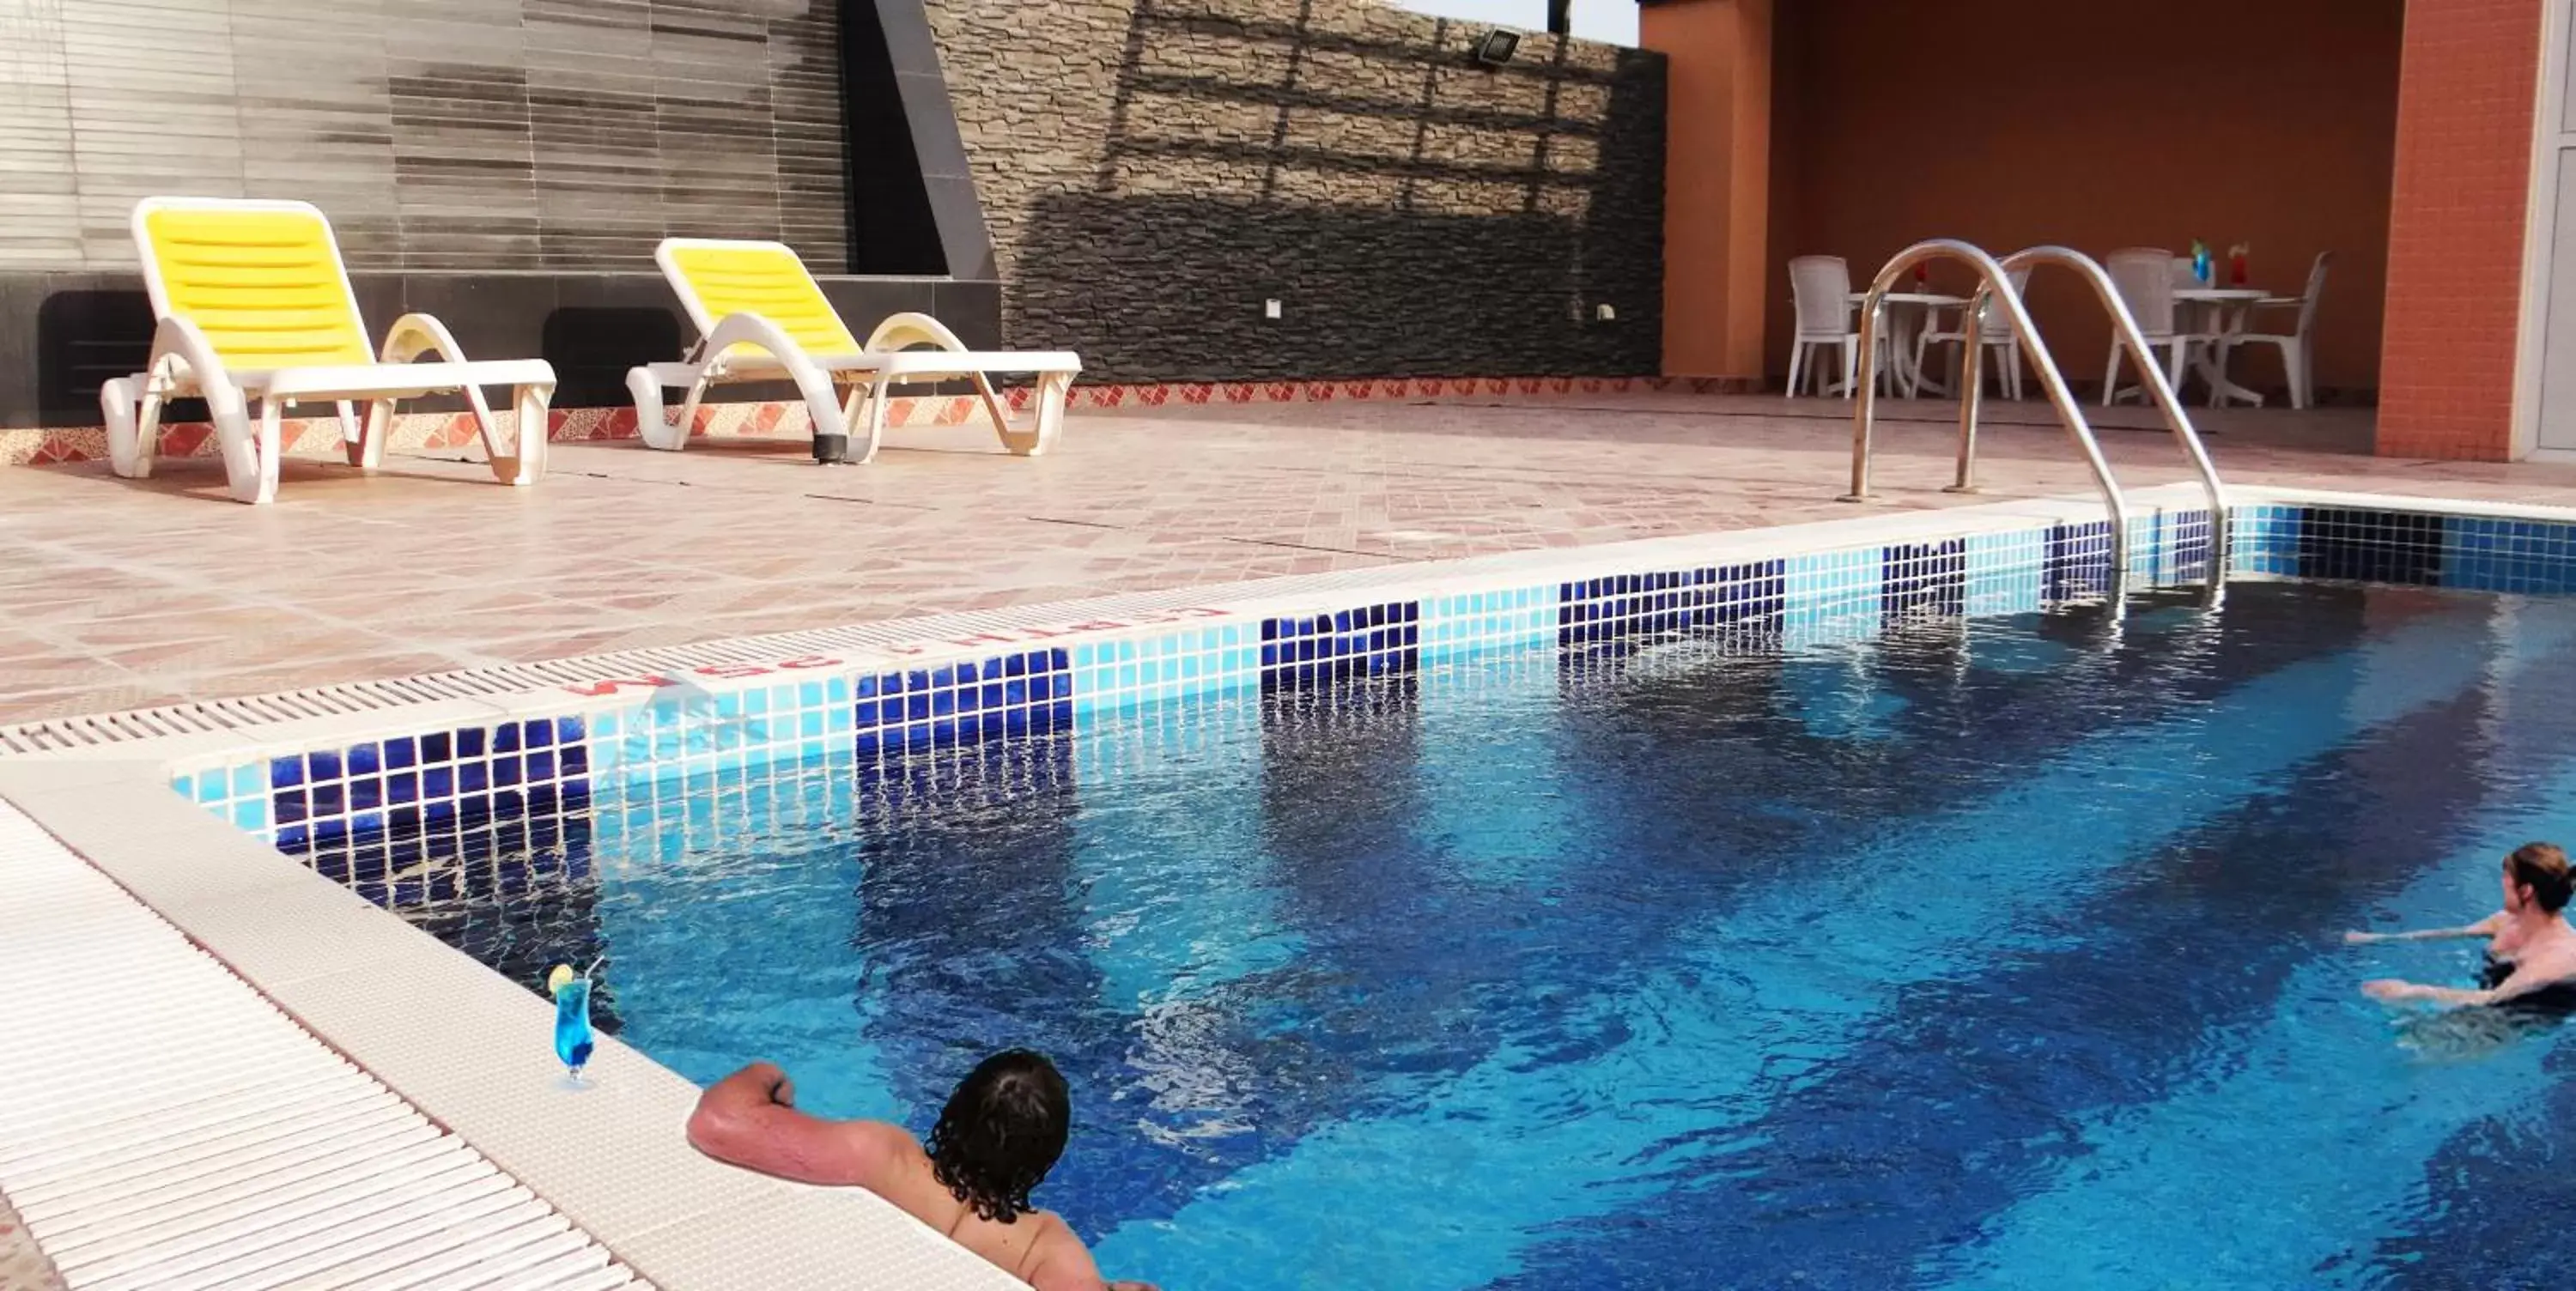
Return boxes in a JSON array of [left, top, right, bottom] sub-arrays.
[[134, 199, 374, 371], [660, 240, 862, 360]]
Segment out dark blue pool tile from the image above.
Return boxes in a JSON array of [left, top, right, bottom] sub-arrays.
[[2045, 519, 2117, 603], [1882, 540, 1967, 621], [1558, 561, 1785, 653], [2296, 506, 2443, 585], [1261, 603, 1422, 693], [2164, 508, 2215, 578], [270, 755, 305, 790], [854, 649, 1074, 760]]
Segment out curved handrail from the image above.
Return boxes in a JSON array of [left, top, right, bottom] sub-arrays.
[[1990, 246, 2230, 582], [1842, 239, 2134, 581]]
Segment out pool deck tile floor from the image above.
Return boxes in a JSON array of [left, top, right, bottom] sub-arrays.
[[3, 393, 2573, 725]]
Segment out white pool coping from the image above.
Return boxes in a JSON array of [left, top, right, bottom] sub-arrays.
[[0, 799, 647, 1290], [3, 480, 2569, 1289]]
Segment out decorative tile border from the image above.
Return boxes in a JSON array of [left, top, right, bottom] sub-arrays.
[[164, 494, 2204, 906], [159, 491, 2576, 922], [0, 375, 1737, 468]]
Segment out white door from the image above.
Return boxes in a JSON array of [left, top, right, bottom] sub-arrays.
[[2526, 0, 2576, 453]]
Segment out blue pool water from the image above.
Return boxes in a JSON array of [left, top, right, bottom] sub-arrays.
[[410, 580, 2576, 1290]]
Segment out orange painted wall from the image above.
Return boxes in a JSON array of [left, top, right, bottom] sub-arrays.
[[2378, 0, 2545, 460], [1764, 0, 2405, 399], [1646, 0, 1774, 380]]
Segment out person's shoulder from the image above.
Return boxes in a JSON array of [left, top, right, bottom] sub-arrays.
[[1017, 1210, 1111, 1290]]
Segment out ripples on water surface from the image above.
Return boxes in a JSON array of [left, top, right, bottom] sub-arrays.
[[410, 582, 2576, 1290]]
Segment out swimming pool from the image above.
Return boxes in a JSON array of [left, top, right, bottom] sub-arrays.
[[130, 493, 2576, 1288], [260, 570, 2575, 1291]]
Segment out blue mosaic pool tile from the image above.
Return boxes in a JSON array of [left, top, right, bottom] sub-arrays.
[[1261, 603, 1420, 692], [2154, 508, 2218, 585], [1783, 546, 1884, 645], [2440, 515, 2576, 594], [1965, 529, 2045, 616], [2294, 507, 2443, 585], [1072, 624, 1256, 713], [1423, 584, 1558, 660], [1882, 540, 1967, 621], [857, 648, 1072, 756], [2044, 520, 2117, 603], [181, 712, 602, 905], [2229, 505, 2304, 576], [1557, 562, 1785, 652]]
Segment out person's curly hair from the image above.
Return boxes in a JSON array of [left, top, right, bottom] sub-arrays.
[[926, 1050, 1070, 1224]]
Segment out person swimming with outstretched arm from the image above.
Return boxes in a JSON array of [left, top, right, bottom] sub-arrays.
[[687, 1049, 1156, 1291], [2348, 842, 2576, 1010]]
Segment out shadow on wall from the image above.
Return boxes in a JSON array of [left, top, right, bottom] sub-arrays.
[[1005, 3, 1666, 384]]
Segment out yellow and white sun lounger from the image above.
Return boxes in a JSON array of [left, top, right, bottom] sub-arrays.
[[626, 238, 1081, 464], [100, 197, 556, 505]]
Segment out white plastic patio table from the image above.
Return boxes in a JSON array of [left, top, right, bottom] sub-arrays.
[[1848, 292, 1966, 397], [2176, 287, 2271, 407]]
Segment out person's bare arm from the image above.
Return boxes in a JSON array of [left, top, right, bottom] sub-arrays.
[[686, 1063, 916, 1191], [2365, 961, 2564, 1008], [2345, 912, 2504, 945]]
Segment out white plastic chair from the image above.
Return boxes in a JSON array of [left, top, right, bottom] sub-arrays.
[[1915, 268, 2032, 401], [100, 197, 556, 504], [1785, 256, 1857, 398], [2234, 252, 2332, 409], [2103, 247, 2206, 407]]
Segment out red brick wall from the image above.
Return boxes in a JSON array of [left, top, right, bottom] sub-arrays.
[[2378, 0, 2545, 460]]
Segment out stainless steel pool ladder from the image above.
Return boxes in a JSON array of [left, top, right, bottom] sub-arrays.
[[1837, 239, 2231, 591]]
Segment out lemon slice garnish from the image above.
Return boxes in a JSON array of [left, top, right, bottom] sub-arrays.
[[546, 965, 576, 997]]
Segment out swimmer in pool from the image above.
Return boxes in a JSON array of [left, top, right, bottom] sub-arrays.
[[688, 1050, 1156, 1291], [2347, 842, 2576, 1011]]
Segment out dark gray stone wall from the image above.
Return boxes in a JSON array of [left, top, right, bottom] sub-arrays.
[[0, 0, 851, 273], [923, 0, 1667, 382]]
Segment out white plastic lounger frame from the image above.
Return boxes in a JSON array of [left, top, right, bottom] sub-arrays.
[[626, 238, 1080, 464], [100, 197, 556, 505]]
